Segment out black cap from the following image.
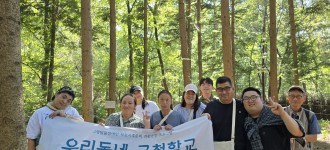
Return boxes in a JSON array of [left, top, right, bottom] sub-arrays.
[[130, 85, 143, 93]]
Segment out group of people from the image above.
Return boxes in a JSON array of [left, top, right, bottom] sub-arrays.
[[26, 76, 321, 150]]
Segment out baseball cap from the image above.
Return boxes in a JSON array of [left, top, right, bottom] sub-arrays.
[[184, 83, 198, 93], [130, 85, 143, 93], [288, 85, 306, 94]]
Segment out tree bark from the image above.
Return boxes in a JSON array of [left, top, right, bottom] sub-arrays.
[[179, 0, 191, 86], [47, 0, 58, 102], [81, 0, 94, 122], [108, 0, 116, 115], [127, 0, 135, 84], [221, 0, 234, 85], [261, 0, 268, 101], [288, 0, 300, 85], [143, 0, 148, 99], [196, 0, 202, 80], [0, 0, 26, 149], [41, 0, 50, 97], [269, 0, 278, 101], [231, 0, 236, 87]]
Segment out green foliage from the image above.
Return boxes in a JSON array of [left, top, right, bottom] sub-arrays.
[[21, 0, 330, 121]]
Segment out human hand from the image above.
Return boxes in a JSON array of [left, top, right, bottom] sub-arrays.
[[164, 124, 173, 130], [143, 111, 150, 122], [49, 110, 66, 119], [267, 97, 284, 116], [153, 124, 162, 131], [202, 113, 211, 120]]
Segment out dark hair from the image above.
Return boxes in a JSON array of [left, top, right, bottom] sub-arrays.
[[120, 93, 136, 106], [158, 90, 173, 109], [216, 76, 232, 86], [129, 85, 148, 109], [241, 87, 261, 99], [51, 86, 75, 101], [181, 91, 200, 119], [199, 77, 213, 86]]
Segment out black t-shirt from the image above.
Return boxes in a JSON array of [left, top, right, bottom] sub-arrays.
[[203, 99, 251, 150]]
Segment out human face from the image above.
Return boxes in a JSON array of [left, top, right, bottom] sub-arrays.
[[52, 93, 73, 110], [242, 91, 263, 118], [120, 95, 136, 116], [200, 81, 213, 95], [158, 93, 172, 111], [184, 91, 196, 108], [132, 90, 144, 102], [287, 90, 306, 111], [216, 82, 235, 104]]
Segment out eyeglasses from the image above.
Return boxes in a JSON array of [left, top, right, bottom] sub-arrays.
[[216, 86, 231, 92], [243, 95, 259, 102], [289, 95, 303, 99]]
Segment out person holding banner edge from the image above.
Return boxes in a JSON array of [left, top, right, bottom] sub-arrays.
[[174, 83, 206, 122], [203, 76, 251, 150], [26, 86, 83, 150], [150, 90, 185, 130], [105, 93, 150, 128]]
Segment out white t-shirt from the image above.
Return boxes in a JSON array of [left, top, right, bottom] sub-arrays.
[[26, 106, 82, 140], [135, 100, 159, 119]]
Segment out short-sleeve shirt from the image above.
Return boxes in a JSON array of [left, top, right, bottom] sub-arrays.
[[26, 106, 82, 140], [105, 112, 145, 128], [203, 99, 250, 150], [173, 103, 206, 122], [135, 100, 159, 119], [150, 110, 185, 128]]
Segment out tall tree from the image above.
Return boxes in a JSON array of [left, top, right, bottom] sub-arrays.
[[260, 0, 268, 101], [150, 3, 169, 91], [179, 0, 191, 85], [231, 0, 236, 87], [143, 0, 148, 99], [81, 0, 94, 122], [221, 0, 234, 84], [41, 0, 50, 97], [186, 0, 192, 71], [0, 0, 26, 149], [288, 0, 299, 85], [108, 0, 116, 115], [127, 0, 136, 84], [269, 0, 278, 100], [47, 0, 58, 102], [196, 0, 202, 80]]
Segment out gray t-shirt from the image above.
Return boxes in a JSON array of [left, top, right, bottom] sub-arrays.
[[150, 110, 185, 128]]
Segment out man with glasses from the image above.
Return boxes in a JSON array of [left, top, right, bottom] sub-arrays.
[[242, 87, 305, 150], [203, 76, 250, 150], [285, 85, 321, 150]]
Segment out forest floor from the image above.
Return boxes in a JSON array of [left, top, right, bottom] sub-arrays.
[[314, 122, 330, 150]]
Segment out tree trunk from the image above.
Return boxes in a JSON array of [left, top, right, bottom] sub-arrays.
[[261, 0, 268, 101], [127, 0, 134, 84], [179, 0, 191, 86], [81, 0, 94, 122], [152, 4, 169, 91], [108, 0, 116, 115], [288, 0, 300, 85], [47, 0, 58, 102], [221, 0, 234, 85], [186, 0, 192, 75], [41, 0, 50, 97], [231, 0, 236, 87], [143, 0, 148, 99], [0, 0, 26, 149], [196, 0, 202, 80], [269, 0, 278, 101]]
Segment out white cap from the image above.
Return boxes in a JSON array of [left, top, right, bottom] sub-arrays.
[[184, 83, 198, 93]]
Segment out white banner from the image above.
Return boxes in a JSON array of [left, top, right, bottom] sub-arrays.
[[38, 116, 214, 150]]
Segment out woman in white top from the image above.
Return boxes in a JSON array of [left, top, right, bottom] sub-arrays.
[[26, 86, 83, 150], [174, 83, 206, 122], [130, 85, 159, 119]]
